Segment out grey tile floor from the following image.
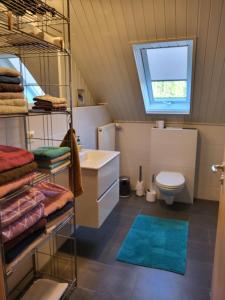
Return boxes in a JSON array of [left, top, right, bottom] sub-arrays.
[[70, 195, 218, 300]]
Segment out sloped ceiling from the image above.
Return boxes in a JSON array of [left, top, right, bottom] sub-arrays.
[[70, 0, 225, 123]]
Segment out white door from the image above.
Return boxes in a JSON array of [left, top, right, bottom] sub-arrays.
[[211, 151, 225, 300]]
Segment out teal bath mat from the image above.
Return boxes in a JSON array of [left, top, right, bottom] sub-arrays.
[[117, 215, 189, 274]]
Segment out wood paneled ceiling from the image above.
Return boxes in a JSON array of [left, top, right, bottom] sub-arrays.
[[70, 0, 225, 123]]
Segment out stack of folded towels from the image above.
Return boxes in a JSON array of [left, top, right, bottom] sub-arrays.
[[0, 145, 38, 197], [0, 145, 75, 264], [2, 181, 74, 264], [0, 67, 28, 114], [32, 146, 71, 174], [32, 95, 67, 112]]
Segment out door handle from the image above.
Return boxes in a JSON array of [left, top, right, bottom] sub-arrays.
[[211, 163, 225, 173]]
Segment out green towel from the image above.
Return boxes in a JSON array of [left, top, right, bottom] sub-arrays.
[[37, 159, 68, 170], [32, 146, 70, 160]]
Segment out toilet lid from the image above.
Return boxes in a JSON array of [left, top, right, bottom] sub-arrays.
[[156, 171, 185, 188]]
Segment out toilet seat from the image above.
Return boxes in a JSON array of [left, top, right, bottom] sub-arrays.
[[156, 171, 185, 189]]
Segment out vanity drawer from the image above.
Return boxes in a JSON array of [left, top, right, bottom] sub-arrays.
[[97, 179, 119, 227], [98, 156, 119, 198]]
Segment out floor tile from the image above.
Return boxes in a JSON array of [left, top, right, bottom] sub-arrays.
[[69, 196, 219, 300]]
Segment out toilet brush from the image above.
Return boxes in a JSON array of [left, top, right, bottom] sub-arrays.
[[135, 166, 145, 197]]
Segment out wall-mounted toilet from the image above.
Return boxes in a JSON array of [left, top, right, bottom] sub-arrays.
[[155, 171, 185, 205], [150, 128, 198, 204]]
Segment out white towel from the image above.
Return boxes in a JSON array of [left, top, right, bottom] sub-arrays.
[[21, 279, 68, 300]]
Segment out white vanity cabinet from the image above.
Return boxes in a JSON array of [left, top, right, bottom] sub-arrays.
[[77, 150, 120, 228]]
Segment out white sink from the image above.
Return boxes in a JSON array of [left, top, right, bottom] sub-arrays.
[[79, 149, 120, 169]]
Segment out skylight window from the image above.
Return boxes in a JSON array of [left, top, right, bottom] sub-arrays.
[[133, 40, 194, 114]]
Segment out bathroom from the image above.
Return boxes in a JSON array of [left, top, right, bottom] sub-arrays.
[[0, 0, 224, 300]]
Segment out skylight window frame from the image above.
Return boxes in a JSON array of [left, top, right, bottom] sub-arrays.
[[133, 39, 195, 115]]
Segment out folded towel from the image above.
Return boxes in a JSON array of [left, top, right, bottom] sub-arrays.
[[35, 181, 74, 217], [0, 172, 38, 198], [0, 83, 24, 93], [43, 152, 71, 164], [1, 187, 45, 228], [60, 129, 83, 198], [32, 106, 67, 112], [5, 228, 44, 264], [2, 203, 44, 243], [0, 162, 38, 185], [22, 24, 64, 48], [0, 67, 20, 77], [33, 95, 67, 104], [0, 92, 24, 99], [39, 161, 70, 175], [0, 75, 21, 84], [21, 279, 68, 300], [0, 145, 34, 173], [37, 159, 69, 170], [0, 99, 26, 106], [34, 101, 67, 108], [33, 146, 70, 160], [4, 218, 47, 251], [0, 105, 28, 114], [46, 201, 74, 224]]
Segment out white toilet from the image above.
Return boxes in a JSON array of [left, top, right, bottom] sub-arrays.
[[155, 171, 185, 205]]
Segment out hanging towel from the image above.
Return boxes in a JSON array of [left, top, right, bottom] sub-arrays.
[[0, 75, 21, 84], [0, 67, 20, 77], [0, 83, 24, 93], [0, 92, 24, 99], [60, 128, 83, 197]]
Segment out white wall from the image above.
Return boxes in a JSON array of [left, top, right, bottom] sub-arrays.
[[116, 122, 225, 201], [73, 105, 112, 149]]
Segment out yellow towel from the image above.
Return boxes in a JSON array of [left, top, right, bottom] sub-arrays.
[[0, 105, 28, 114], [34, 95, 67, 105], [0, 99, 26, 106], [0, 67, 20, 77], [0, 92, 24, 99], [60, 128, 83, 198]]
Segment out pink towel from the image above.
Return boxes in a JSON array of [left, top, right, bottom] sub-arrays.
[[2, 203, 44, 243], [1, 187, 46, 228], [0, 145, 34, 173], [0, 172, 38, 198], [35, 181, 74, 216]]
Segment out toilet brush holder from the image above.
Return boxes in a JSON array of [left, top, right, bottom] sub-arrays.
[[146, 189, 156, 202]]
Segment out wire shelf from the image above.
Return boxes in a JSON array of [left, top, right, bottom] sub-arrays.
[[0, 25, 69, 56], [0, 1, 68, 24], [0, 172, 49, 205], [0, 109, 71, 119], [6, 212, 75, 276]]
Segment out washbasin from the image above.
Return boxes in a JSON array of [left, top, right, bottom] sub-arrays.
[[79, 149, 120, 170]]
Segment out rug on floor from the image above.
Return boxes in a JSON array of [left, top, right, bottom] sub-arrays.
[[117, 214, 189, 274]]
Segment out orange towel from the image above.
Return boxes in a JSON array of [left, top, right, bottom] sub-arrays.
[[60, 128, 83, 197]]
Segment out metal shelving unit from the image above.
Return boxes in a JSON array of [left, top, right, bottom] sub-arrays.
[[0, 1, 77, 299]]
